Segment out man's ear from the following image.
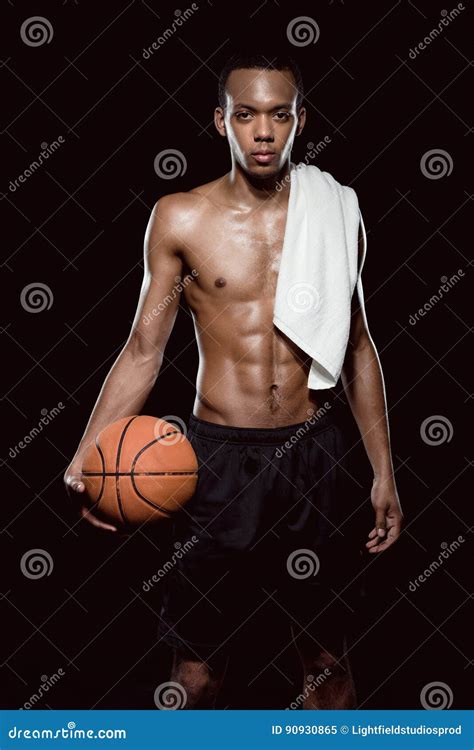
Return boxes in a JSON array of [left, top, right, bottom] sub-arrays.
[[296, 106, 306, 136], [214, 106, 227, 137]]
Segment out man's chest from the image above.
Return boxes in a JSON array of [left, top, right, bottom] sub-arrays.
[[182, 209, 287, 298]]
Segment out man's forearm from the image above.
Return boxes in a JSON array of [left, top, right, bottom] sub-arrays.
[[341, 338, 394, 481], [73, 346, 160, 462]]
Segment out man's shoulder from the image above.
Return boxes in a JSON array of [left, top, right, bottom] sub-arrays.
[[154, 175, 226, 223]]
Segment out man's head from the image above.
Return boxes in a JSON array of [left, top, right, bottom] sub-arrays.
[[215, 52, 306, 180]]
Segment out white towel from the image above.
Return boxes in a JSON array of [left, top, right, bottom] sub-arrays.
[[273, 161, 367, 390]]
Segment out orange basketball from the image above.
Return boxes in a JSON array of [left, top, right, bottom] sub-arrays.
[[81, 415, 198, 530]]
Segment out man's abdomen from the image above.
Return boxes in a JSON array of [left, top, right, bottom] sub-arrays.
[[193, 348, 323, 428]]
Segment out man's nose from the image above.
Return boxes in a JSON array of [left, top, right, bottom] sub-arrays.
[[253, 115, 274, 141]]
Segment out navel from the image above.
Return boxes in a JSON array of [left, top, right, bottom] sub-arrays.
[[214, 277, 227, 288]]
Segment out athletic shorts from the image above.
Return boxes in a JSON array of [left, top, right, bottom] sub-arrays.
[[156, 410, 360, 660]]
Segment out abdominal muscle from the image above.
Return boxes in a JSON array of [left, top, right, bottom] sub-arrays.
[[192, 320, 323, 428]]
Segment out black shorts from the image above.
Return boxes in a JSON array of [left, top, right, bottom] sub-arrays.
[[156, 410, 360, 660]]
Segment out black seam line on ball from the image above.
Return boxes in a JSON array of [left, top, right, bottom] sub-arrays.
[[81, 471, 197, 476], [115, 416, 138, 526], [129, 431, 183, 476], [132, 430, 181, 468], [128, 430, 185, 516], [92, 437, 106, 513], [129, 475, 174, 517]]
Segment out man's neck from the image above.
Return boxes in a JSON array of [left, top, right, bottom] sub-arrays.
[[224, 158, 292, 209]]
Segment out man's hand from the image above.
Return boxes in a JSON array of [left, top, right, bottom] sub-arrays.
[[64, 459, 118, 533], [366, 476, 403, 554]]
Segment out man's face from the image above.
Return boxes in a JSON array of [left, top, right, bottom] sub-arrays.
[[215, 67, 305, 179]]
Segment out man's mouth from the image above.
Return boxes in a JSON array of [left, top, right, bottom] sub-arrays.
[[251, 151, 276, 164]]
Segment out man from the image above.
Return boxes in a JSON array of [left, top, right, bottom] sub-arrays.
[[65, 52, 403, 709]]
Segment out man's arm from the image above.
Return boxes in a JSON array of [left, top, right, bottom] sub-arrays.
[[340, 225, 403, 553], [64, 195, 185, 531]]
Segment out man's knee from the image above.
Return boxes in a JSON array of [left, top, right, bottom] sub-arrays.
[[297, 650, 347, 684], [170, 650, 228, 708], [173, 660, 211, 705], [292, 628, 348, 673]]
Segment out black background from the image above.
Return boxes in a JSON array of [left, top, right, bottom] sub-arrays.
[[2, 0, 472, 710]]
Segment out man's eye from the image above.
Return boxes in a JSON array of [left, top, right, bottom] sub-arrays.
[[236, 112, 252, 120], [275, 112, 290, 120]]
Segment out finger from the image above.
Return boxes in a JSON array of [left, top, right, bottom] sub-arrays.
[[366, 519, 391, 549], [368, 527, 401, 553], [368, 538, 393, 553], [66, 475, 85, 494], [375, 508, 387, 538], [366, 537, 380, 549], [366, 525, 384, 548], [79, 506, 117, 532], [384, 525, 402, 545]]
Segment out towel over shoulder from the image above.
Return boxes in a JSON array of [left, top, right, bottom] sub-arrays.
[[273, 161, 367, 390]]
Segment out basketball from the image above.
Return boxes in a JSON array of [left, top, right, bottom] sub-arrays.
[[81, 415, 198, 530]]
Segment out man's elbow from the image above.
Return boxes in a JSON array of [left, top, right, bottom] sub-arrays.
[[343, 328, 372, 372], [125, 331, 164, 377], [351, 327, 372, 354]]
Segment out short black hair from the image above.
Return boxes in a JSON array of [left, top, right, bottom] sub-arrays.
[[218, 52, 304, 112]]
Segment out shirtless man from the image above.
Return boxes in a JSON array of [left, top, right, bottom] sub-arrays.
[[64, 53, 403, 709]]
